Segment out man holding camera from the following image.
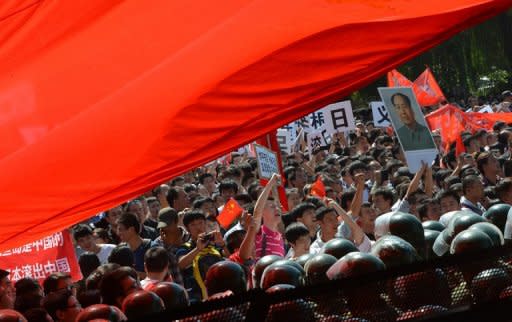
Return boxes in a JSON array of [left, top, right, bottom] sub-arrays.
[[176, 210, 228, 303]]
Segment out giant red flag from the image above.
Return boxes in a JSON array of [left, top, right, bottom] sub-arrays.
[[0, 1, 510, 251]]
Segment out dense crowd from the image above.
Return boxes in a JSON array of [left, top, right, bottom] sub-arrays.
[[1, 92, 512, 321]]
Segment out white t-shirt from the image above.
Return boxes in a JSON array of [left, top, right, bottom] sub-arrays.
[[96, 244, 116, 264]]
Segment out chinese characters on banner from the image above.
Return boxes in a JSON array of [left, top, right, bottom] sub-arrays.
[[0, 231, 81, 283], [307, 129, 330, 158], [254, 144, 280, 180], [370, 101, 391, 127]]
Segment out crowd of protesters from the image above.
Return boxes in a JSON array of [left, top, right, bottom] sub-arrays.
[[2, 91, 512, 321]]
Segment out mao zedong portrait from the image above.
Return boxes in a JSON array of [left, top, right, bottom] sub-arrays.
[[391, 93, 435, 151]]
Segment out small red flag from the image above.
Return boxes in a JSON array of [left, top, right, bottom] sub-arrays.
[[310, 176, 326, 198], [413, 67, 446, 107], [455, 134, 465, 157], [387, 69, 413, 87], [217, 198, 244, 229]]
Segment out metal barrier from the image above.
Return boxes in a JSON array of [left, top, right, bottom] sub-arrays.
[[131, 245, 512, 322]]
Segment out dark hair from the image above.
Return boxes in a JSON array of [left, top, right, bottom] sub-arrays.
[[198, 172, 214, 185], [476, 152, 493, 175], [347, 161, 368, 177], [247, 182, 262, 201], [170, 176, 185, 186], [226, 230, 246, 254], [495, 178, 512, 201], [284, 166, 298, 183], [303, 196, 326, 209], [234, 194, 253, 205], [391, 92, 412, 107], [43, 273, 71, 295], [14, 278, 43, 314], [77, 289, 102, 309], [100, 268, 136, 306], [192, 196, 214, 209], [436, 189, 460, 204], [341, 189, 356, 210], [315, 207, 337, 221], [73, 224, 93, 241], [219, 180, 239, 195], [23, 308, 50, 322], [117, 212, 140, 235], [285, 223, 310, 244], [462, 175, 481, 194], [42, 289, 73, 321], [108, 245, 135, 267], [93, 228, 110, 243], [290, 202, 316, 221], [372, 187, 395, 204], [144, 247, 169, 273], [444, 175, 461, 188], [166, 187, 184, 209], [86, 263, 120, 291], [417, 199, 435, 221], [182, 210, 206, 228], [79, 252, 101, 279]]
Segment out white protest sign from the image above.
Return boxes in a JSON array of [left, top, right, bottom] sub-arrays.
[[276, 129, 291, 154], [254, 144, 279, 180], [370, 101, 391, 127], [321, 100, 356, 134], [293, 116, 312, 133], [291, 127, 304, 153], [307, 129, 330, 158]]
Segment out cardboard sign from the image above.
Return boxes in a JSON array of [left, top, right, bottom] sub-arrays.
[[277, 129, 291, 154], [0, 230, 81, 283], [321, 100, 356, 133], [254, 144, 279, 180], [307, 129, 330, 157], [370, 101, 391, 127], [378, 87, 437, 173]]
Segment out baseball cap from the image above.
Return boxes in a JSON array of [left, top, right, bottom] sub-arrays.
[[157, 207, 178, 229]]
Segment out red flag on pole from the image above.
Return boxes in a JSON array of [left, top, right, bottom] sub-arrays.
[[217, 198, 244, 229], [413, 67, 446, 106], [387, 69, 413, 87], [310, 176, 326, 198]]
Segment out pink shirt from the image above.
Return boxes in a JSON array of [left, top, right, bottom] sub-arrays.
[[255, 225, 285, 259]]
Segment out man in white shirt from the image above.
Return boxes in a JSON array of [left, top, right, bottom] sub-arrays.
[[73, 224, 115, 264]]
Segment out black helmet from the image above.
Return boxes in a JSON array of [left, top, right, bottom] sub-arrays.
[[434, 212, 486, 256], [471, 268, 512, 304], [468, 222, 504, 247], [483, 204, 511, 233], [371, 235, 420, 268], [424, 229, 441, 260], [121, 290, 164, 320], [377, 212, 426, 258], [295, 253, 315, 268], [266, 299, 316, 322], [327, 252, 386, 280], [76, 304, 126, 322], [151, 282, 189, 310], [390, 269, 450, 311], [271, 259, 306, 277], [205, 261, 247, 297], [265, 284, 296, 293], [322, 238, 358, 259], [260, 264, 304, 290], [252, 255, 282, 288], [450, 230, 493, 255], [422, 221, 445, 232], [304, 254, 337, 285]]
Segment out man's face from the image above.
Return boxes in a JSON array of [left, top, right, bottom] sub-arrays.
[[372, 194, 390, 215], [440, 196, 460, 214], [392, 95, 414, 126], [76, 235, 95, 252], [200, 201, 217, 217], [221, 188, 236, 201], [297, 209, 317, 234], [319, 211, 339, 241], [292, 168, 307, 190], [358, 207, 377, 235], [175, 189, 190, 211], [426, 203, 442, 221], [117, 224, 135, 242], [287, 192, 301, 211], [0, 277, 14, 307], [106, 206, 123, 226], [469, 181, 485, 200], [291, 235, 311, 256], [186, 219, 206, 240], [203, 176, 216, 192], [263, 200, 280, 227], [128, 202, 144, 222], [483, 155, 500, 175], [148, 201, 160, 218], [59, 295, 82, 322]]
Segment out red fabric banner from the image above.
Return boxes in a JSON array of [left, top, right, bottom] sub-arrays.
[[0, 1, 509, 251], [387, 69, 414, 88], [0, 231, 81, 283], [426, 105, 512, 151]]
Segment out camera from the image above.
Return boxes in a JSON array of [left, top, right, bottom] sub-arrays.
[[201, 233, 214, 243]]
